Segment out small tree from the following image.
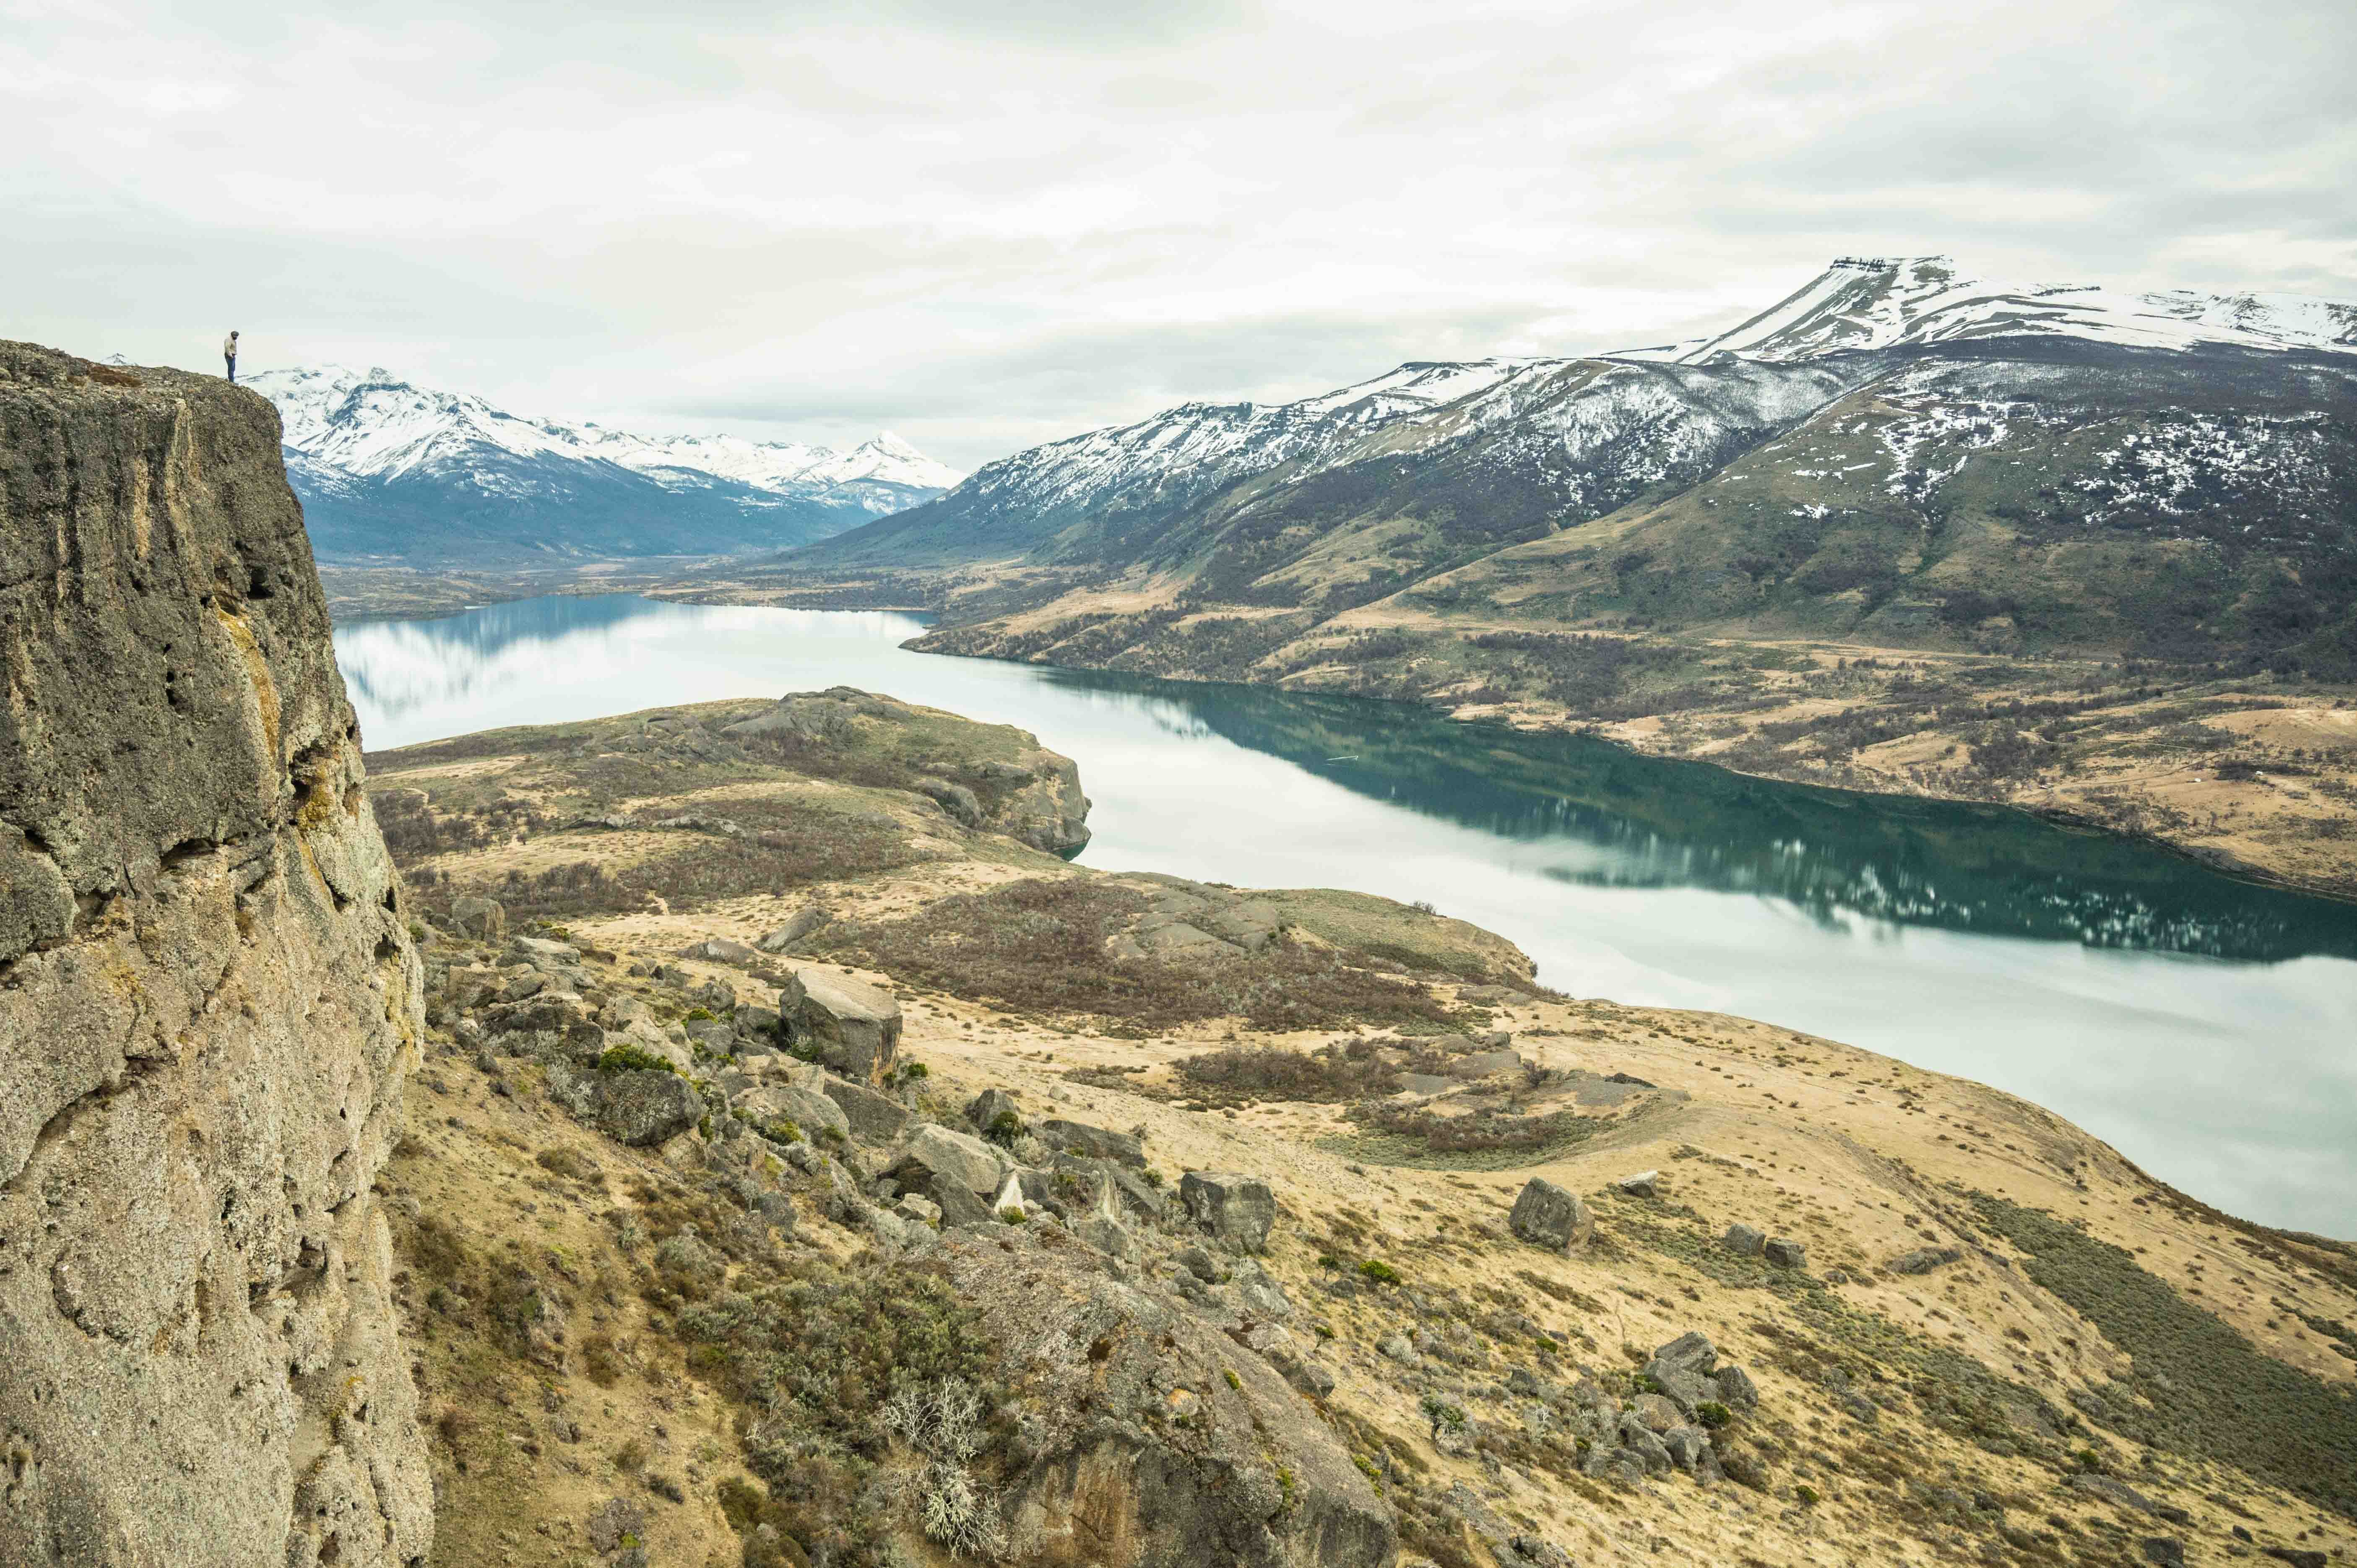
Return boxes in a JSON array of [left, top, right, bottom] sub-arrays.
[[1419, 1391, 1467, 1445]]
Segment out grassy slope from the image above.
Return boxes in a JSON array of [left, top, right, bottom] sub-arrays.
[[372, 690, 2356, 1566]]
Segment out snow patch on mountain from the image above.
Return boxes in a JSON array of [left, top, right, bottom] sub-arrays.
[[1618, 256, 2357, 364], [248, 365, 960, 509]]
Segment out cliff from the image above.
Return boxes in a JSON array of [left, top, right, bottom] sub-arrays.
[[0, 345, 431, 1565]]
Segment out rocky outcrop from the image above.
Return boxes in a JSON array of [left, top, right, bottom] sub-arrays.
[[0, 346, 431, 1564], [941, 1226, 1394, 1568], [721, 687, 1092, 856]]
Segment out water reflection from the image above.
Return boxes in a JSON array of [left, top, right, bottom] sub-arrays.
[[334, 594, 2357, 1233], [1062, 675, 2357, 964]]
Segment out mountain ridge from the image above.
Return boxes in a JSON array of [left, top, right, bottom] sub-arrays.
[[251, 364, 960, 566]]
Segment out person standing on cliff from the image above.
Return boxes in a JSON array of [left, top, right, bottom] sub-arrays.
[[222, 330, 239, 383]]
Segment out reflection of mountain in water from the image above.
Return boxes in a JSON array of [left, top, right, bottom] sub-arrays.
[[337, 593, 676, 721], [1038, 669, 2357, 963]]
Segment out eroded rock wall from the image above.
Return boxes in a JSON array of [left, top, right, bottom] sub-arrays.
[[0, 344, 431, 1566]]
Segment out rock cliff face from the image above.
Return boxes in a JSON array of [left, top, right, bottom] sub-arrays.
[[0, 344, 431, 1565]]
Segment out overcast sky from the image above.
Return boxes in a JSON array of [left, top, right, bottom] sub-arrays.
[[6, 0, 2352, 468]]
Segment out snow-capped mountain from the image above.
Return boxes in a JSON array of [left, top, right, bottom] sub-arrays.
[[247, 365, 959, 565], [1616, 255, 2357, 364], [783, 255, 2357, 680]]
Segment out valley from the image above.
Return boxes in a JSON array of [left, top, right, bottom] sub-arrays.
[[653, 257, 2357, 899]]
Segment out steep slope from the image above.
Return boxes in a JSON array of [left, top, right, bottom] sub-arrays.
[[252, 365, 958, 564], [0, 345, 430, 1564], [360, 692, 2357, 1565]]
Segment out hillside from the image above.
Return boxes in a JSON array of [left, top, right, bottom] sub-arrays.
[[667, 257, 2357, 894], [250, 365, 958, 565], [363, 684, 2357, 1567]]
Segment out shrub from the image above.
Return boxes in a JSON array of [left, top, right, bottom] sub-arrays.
[[580, 1333, 624, 1388], [1795, 1484, 1820, 1506], [1696, 1400, 1733, 1429], [1358, 1260, 1402, 1286], [811, 878, 1459, 1032], [596, 1043, 678, 1075], [535, 1146, 601, 1182]]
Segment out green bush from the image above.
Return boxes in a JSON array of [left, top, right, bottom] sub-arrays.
[[1358, 1259, 1402, 1286], [596, 1043, 678, 1075], [1696, 1401, 1733, 1429]]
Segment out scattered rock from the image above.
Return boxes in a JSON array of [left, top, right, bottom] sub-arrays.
[[588, 1497, 648, 1553], [823, 1075, 913, 1142], [1763, 1237, 1808, 1269], [1038, 1117, 1145, 1167], [1891, 1246, 1963, 1275], [1509, 1178, 1594, 1252], [1722, 1222, 1766, 1257], [449, 895, 506, 938], [888, 1123, 1013, 1197], [787, 968, 903, 1083], [756, 905, 832, 952], [1615, 1170, 1662, 1198], [1179, 1171, 1277, 1254], [966, 1087, 1022, 1136], [510, 934, 579, 963], [594, 1068, 703, 1147], [677, 936, 760, 965], [738, 1083, 849, 1146], [2141, 1538, 2187, 1568]]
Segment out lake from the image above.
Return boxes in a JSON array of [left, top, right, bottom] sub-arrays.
[[334, 592, 2357, 1235]]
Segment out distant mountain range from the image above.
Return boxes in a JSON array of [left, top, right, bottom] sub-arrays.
[[246, 365, 960, 564], [786, 255, 2357, 676]]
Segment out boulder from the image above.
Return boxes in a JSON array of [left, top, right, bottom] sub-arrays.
[[1179, 1171, 1277, 1254], [1038, 1118, 1145, 1167], [1642, 1332, 1721, 1416], [915, 776, 983, 826], [2140, 1540, 2186, 1568], [895, 1193, 942, 1227], [734, 1003, 782, 1040], [2068, 1474, 2162, 1515], [965, 1087, 1023, 1138], [889, 1123, 1012, 1197], [510, 934, 579, 963], [823, 1075, 913, 1142], [737, 1084, 849, 1146], [1763, 1237, 1808, 1269], [787, 968, 903, 1083], [1662, 1425, 1712, 1472], [756, 905, 832, 952], [1270, 1349, 1336, 1399], [449, 895, 507, 939], [1451, 1048, 1523, 1079], [1614, 1170, 1661, 1198], [1891, 1246, 1962, 1275], [595, 1066, 703, 1147], [677, 936, 760, 965], [1233, 1259, 1295, 1319], [1508, 1178, 1592, 1252], [1714, 1363, 1760, 1414], [922, 1173, 996, 1228], [1722, 1222, 1766, 1257]]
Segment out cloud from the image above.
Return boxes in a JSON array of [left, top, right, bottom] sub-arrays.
[[6, 0, 2351, 467]]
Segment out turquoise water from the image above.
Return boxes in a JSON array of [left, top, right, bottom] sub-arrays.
[[335, 593, 2357, 1235]]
